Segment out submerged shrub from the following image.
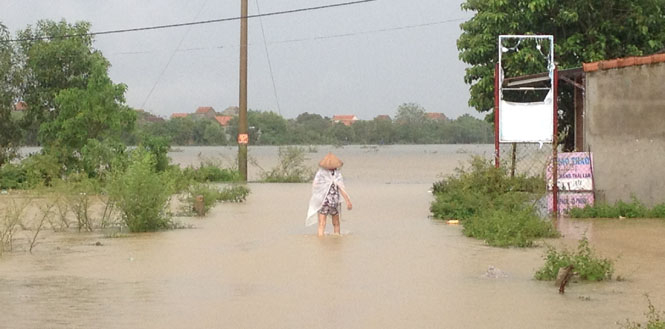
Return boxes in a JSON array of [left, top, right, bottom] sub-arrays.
[[463, 208, 558, 247], [534, 237, 614, 281], [109, 148, 174, 232], [261, 146, 314, 183], [430, 156, 544, 220], [186, 184, 250, 215], [430, 156, 552, 247]]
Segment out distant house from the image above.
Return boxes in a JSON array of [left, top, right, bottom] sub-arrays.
[[170, 113, 189, 119], [14, 101, 28, 111], [214, 115, 233, 127], [425, 112, 448, 121], [332, 115, 358, 126], [221, 106, 239, 116], [374, 114, 391, 121], [195, 106, 217, 119]]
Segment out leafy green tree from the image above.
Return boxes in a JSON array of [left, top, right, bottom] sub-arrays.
[[38, 57, 135, 170], [17, 20, 103, 140], [326, 122, 355, 145], [249, 110, 288, 145], [0, 23, 22, 165], [368, 117, 395, 144], [203, 121, 227, 145], [165, 117, 195, 145], [458, 0, 665, 116], [394, 103, 427, 143]]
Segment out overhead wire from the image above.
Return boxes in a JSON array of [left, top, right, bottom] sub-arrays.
[[109, 17, 470, 56], [1, 0, 378, 43], [255, 0, 282, 115], [141, 0, 210, 110]]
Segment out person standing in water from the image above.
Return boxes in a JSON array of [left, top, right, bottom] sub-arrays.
[[306, 153, 352, 236]]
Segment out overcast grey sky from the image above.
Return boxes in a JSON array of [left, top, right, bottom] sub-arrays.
[[1, 0, 477, 120]]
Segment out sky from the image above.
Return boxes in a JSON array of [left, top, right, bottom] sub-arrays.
[[0, 0, 478, 120]]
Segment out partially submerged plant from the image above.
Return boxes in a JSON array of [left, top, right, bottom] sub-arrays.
[[260, 146, 314, 183], [535, 237, 614, 281]]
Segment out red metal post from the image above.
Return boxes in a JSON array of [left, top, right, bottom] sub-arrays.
[[494, 62, 500, 168], [552, 66, 559, 218]]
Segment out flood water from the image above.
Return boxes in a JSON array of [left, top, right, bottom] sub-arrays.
[[2, 145, 665, 328]]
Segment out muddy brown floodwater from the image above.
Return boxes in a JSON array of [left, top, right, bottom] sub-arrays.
[[2, 145, 665, 328]]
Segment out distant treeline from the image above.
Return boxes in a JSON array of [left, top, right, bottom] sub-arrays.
[[125, 105, 493, 146]]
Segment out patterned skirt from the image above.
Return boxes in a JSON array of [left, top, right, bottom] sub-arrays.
[[318, 183, 340, 216]]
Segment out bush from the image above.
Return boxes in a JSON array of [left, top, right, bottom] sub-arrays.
[[21, 152, 62, 187], [81, 138, 128, 181], [463, 208, 558, 247], [261, 146, 314, 183], [569, 197, 663, 218], [430, 156, 544, 220], [430, 156, 552, 247], [108, 148, 174, 232], [0, 163, 27, 189], [184, 163, 240, 183], [534, 237, 614, 281], [186, 184, 250, 215]]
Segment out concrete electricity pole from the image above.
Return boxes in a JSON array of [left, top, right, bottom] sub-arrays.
[[238, 0, 249, 181]]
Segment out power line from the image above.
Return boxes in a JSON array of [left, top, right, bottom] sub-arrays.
[[2, 0, 378, 43], [255, 0, 282, 115], [270, 17, 469, 45], [109, 17, 469, 56], [141, 0, 210, 110]]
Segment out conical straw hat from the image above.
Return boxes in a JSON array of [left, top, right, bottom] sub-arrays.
[[319, 152, 343, 169]]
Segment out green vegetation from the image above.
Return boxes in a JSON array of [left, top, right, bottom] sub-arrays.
[[569, 197, 665, 219], [535, 237, 614, 281], [259, 146, 314, 183], [430, 156, 557, 247], [128, 109, 493, 147], [457, 0, 665, 149], [182, 162, 241, 183], [463, 208, 558, 247], [108, 149, 174, 232], [185, 184, 250, 215], [620, 296, 665, 329]]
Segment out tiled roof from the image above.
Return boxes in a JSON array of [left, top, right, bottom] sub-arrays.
[[332, 115, 358, 126], [583, 53, 665, 72], [171, 113, 188, 119], [425, 112, 447, 121], [375, 115, 391, 120], [14, 101, 28, 111], [214, 115, 233, 126], [332, 115, 357, 121], [195, 106, 215, 114]]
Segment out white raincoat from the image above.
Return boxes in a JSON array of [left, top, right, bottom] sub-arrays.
[[305, 168, 347, 226]]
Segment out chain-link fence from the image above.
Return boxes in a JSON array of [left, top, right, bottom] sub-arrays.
[[496, 142, 553, 178]]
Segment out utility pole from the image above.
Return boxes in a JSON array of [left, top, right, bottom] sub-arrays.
[[238, 0, 249, 181]]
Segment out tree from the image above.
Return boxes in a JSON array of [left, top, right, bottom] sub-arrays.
[[458, 0, 665, 115], [17, 20, 104, 141], [394, 103, 427, 143], [0, 23, 21, 166], [38, 57, 136, 171]]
